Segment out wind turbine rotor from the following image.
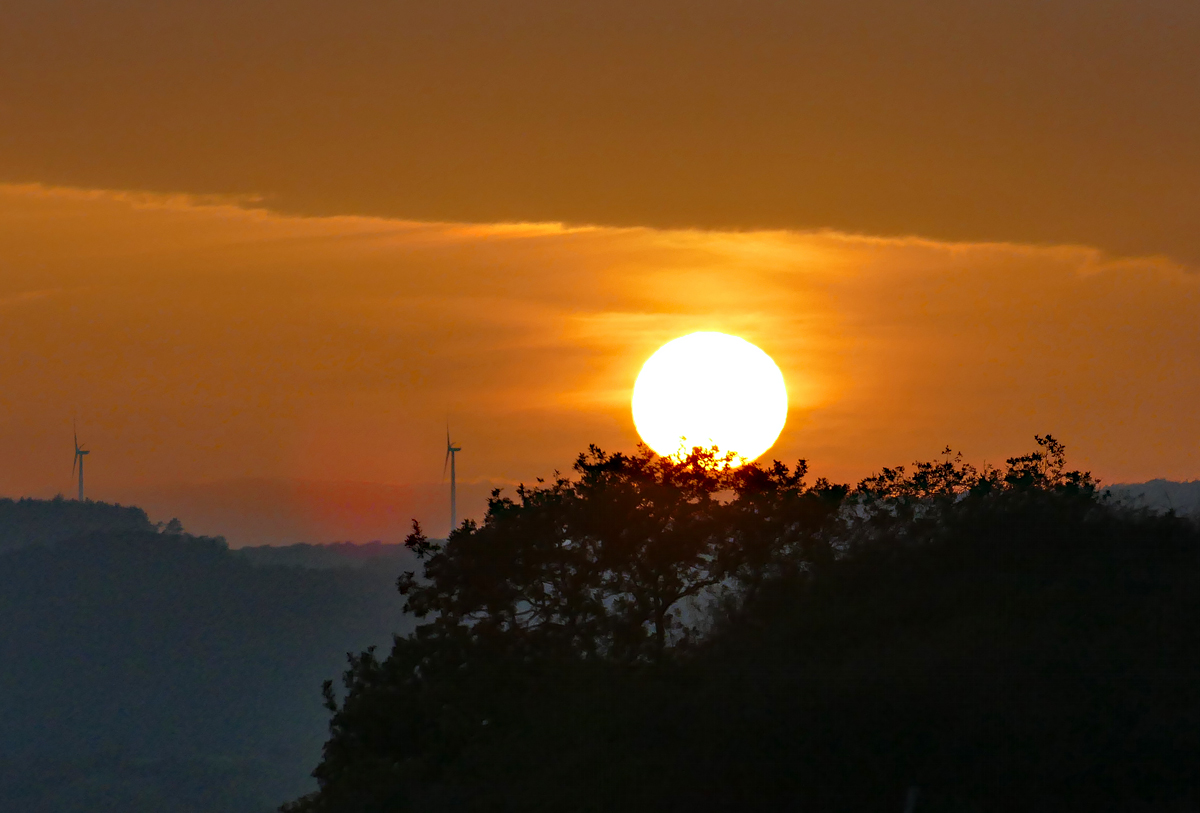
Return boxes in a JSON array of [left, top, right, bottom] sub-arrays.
[[444, 426, 461, 478]]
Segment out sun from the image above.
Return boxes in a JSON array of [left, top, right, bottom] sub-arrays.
[[631, 332, 788, 465]]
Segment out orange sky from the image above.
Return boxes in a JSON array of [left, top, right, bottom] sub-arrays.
[[3, 1, 1199, 260], [1, 184, 1196, 541], [2, 2, 1199, 542]]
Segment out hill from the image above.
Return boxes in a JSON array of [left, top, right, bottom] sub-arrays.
[[0, 501, 418, 813], [0, 496, 156, 554]]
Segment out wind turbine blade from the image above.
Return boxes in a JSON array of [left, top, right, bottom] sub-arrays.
[[443, 447, 450, 480], [72, 451, 77, 476]]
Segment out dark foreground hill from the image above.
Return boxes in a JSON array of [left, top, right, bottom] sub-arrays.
[[0, 501, 417, 813], [291, 440, 1200, 813]]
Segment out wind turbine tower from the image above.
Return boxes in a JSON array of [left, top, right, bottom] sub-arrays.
[[445, 430, 462, 532], [72, 428, 90, 501]]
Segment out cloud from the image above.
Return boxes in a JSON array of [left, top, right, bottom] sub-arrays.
[[3, 1, 1200, 260]]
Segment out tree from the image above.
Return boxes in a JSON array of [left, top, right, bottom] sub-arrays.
[[289, 444, 837, 811], [289, 436, 1138, 813]]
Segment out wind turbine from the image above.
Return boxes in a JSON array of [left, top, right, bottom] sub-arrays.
[[444, 429, 462, 532], [72, 425, 90, 501]]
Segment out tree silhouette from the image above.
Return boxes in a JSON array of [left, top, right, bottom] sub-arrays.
[[393, 444, 846, 665], [289, 437, 1200, 813]]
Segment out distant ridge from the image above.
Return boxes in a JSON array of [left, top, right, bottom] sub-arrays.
[[1107, 479, 1200, 518], [124, 477, 503, 547], [0, 496, 158, 554], [234, 539, 422, 571]]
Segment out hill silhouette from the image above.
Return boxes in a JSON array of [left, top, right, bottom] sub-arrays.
[[0, 496, 156, 554], [290, 439, 1200, 812], [0, 501, 418, 813]]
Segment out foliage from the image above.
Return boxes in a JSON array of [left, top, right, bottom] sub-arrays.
[[393, 444, 839, 663], [288, 436, 1200, 812]]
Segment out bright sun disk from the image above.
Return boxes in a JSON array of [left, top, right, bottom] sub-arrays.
[[631, 332, 788, 465]]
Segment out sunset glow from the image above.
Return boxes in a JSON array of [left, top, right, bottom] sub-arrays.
[[0, 184, 1198, 541], [7, 4, 1200, 809]]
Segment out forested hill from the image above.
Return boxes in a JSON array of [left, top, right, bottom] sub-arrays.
[[0, 499, 417, 813], [0, 496, 156, 554]]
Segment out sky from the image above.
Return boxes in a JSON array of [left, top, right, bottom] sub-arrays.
[[1, 1, 1198, 542]]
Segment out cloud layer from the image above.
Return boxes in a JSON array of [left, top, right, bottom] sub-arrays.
[[3, 0, 1199, 260]]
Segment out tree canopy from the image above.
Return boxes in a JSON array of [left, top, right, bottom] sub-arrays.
[[289, 437, 1200, 812]]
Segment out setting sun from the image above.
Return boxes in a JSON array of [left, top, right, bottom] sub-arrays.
[[631, 332, 788, 465]]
